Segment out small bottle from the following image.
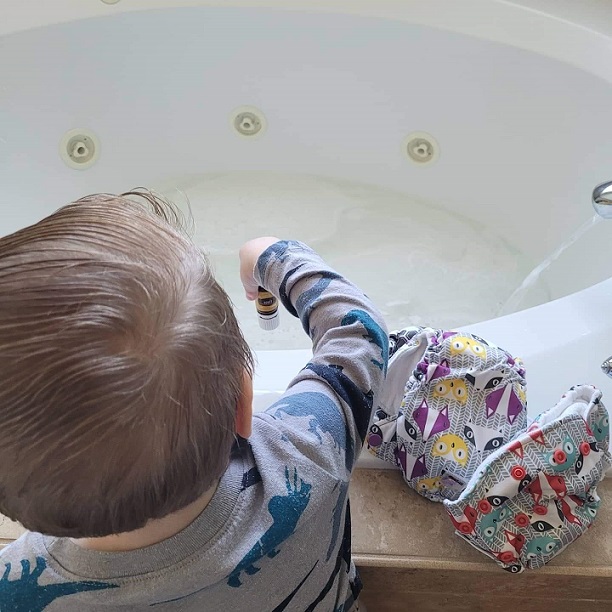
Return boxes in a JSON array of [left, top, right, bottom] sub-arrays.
[[256, 286, 279, 330]]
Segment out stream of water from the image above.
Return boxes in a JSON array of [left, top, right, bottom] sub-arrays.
[[499, 214, 602, 316]]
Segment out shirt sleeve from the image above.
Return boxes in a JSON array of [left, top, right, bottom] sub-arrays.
[[254, 240, 388, 475]]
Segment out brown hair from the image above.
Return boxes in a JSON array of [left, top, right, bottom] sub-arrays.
[[0, 190, 253, 537]]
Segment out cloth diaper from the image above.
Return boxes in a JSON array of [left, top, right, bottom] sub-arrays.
[[366, 327, 527, 502], [444, 385, 612, 572]]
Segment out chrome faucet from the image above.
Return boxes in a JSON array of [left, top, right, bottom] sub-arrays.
[[593, 181, 612, 219], [603, 357, 612, 379]]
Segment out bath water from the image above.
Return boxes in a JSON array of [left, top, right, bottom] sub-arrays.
[[155, 173, 534, 350], [499, 215, 601, 316]]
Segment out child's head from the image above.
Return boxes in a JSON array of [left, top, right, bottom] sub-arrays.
[[0, 190, 253, 538]]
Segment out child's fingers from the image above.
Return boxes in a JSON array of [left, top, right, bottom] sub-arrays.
[[240, 266, 259, 300], [238, 236, 280, 301]]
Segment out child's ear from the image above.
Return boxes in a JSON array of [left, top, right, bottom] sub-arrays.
[[235, 369, 254, 438]]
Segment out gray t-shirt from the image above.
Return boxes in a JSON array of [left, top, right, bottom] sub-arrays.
[[0, 241, 388, 611]]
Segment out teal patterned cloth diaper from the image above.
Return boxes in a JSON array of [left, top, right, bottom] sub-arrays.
[[444, 385, 611, 572], [366, 327, 527, 502]]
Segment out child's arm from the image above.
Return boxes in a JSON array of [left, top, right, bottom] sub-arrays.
[[240, 238, 388, 474]]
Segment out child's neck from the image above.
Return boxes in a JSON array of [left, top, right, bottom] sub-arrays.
[[72, 482, 218, 552]]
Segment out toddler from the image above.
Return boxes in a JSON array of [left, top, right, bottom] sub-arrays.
[[0, 190, 387, 611]]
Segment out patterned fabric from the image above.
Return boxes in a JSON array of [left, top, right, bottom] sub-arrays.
[[367, 328, 527, 501], [444, 385, 611, 572], [0, 241, 387, 611]]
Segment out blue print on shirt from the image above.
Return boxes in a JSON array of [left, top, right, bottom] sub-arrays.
[[327, 480, 350, 562], [278, 263, 306, 318], [228, 467, 312, 588], [295, 272, 343, 335], [304, 362, 374, 443], [341, 309, 389, 374], [0, 556, 117, 611], [257, 240, 311, 279], [271, 561, 319, 612], [241, 466, 262, 491], [271, 392, 353, 471]]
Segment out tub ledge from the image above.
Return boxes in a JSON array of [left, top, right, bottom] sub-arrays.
[[351, 468, 612, 612]]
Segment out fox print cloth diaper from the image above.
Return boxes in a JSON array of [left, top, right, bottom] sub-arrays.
[[444, 385, 612, 572], [367, 327, 527, 502]]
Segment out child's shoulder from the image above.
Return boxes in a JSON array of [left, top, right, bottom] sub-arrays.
[[1, 533, 119, 609], [1, 531, 52, 575], [1, 533, 57, 602], [250, 389, 354, 484]]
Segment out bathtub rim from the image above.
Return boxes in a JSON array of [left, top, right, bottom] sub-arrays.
[[253, 273, 612, 420], [2, 0, 612, 86]]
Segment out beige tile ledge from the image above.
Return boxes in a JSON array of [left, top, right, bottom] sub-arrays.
[[349, 468, 612, 574], [0, 513, 24, 544]]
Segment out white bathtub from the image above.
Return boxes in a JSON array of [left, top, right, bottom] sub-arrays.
[[2, 1, 612, 468]]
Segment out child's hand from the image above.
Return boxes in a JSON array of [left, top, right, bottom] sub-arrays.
[[239, 237, 280, 300]]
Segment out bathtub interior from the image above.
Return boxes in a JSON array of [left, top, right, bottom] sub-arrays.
[[151, 172, 542, 350], [2, 6, 612, 454]]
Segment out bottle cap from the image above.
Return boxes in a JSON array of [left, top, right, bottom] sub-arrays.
[[258, 314, 280, 331]]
